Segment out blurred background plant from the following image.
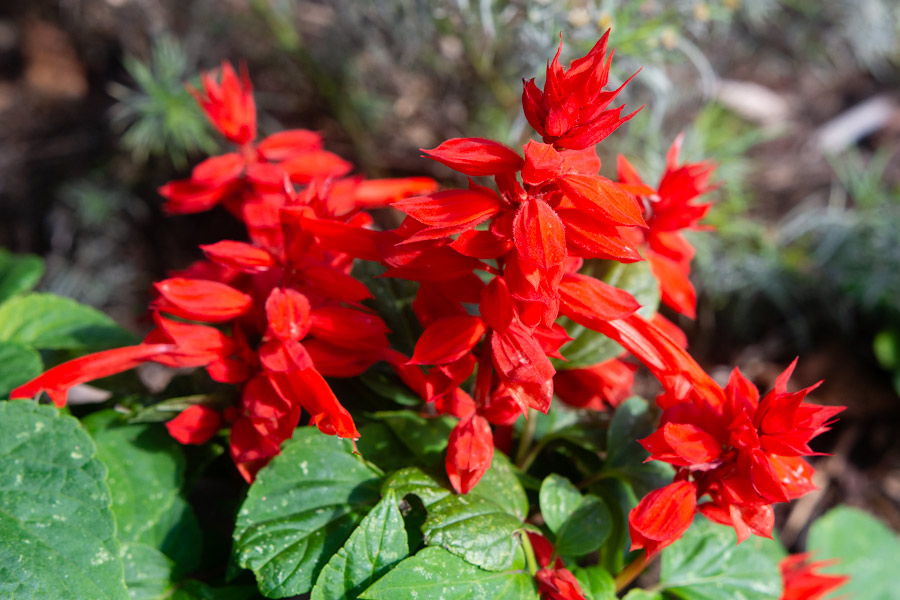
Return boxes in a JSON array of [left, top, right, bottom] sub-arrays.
[[0, 0, 898, 546]]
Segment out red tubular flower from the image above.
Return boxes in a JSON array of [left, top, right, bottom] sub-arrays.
[[446, 414, 494, 494], [779, 554, 848, 600], [554, 358, 637, 410], [165, 405, 223, 445], [535, 568, 589, 600], [10, 344, 175, 407], [409, 316, 487, 365], [629, 480, 697, 557], [522, 31, 640, 150], [154, 278, 253, 322], [190, 61, 257, 145]]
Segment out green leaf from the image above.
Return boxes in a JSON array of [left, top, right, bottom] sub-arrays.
[[806, 506, 900, 600], [383, 467, 451, 509], [0, 249, 43, 303], [0, 341, 42, 397], [233, 428, 382, 598], [660, 516, 782, 600], [84, 413, 201, 575], [0, 293, 138, 351], [422, 493, 524, 571], [591, 477, 638, 574], [469, 452, 528, 521], [0, 400, 129, 600], [622, 590, 663, 600], [311, 490, 409, 600], [356, 422, 411, 473], [359, 547, 538, 599], [370, 411, 455, 467], [539, 474, 585, 534], [557, 261, 660, 369], [605, 396, 673, 497], [121, 542, 175, 600], [572, 565, 616, 600], [553, 495, 611, 557], [167, 581, 259, 600]]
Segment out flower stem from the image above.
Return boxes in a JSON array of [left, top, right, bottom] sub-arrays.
[[515, 408, 537, 468], [614, 550, 650, 592], [519, 530, 539, 576]]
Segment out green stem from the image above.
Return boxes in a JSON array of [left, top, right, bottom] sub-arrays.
[[519, 530, 539, 576], [614, 551, 650, 593], [515, 409, 537, 469]]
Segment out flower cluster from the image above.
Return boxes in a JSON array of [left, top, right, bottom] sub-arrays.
[[10, 33, 845, 597], [12, 62, 434, 481]]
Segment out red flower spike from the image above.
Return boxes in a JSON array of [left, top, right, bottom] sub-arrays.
[[536, 568, 589, 600], [10, 344, 175, 407], [166, 405, 223, 445], [201, 240, 276, 272], [629, 480, 697, 557], [422, 137, 524, 176], [779, 554, 849, 600], [190, 61, 257, 145], [265, 288, 312, 342], [446, 414, 494, 494], [154, 278, 253, 322], [409, 315, 487, 365]]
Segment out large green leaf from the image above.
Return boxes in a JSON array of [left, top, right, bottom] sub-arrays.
[[605, 396, 673, 497], [0, 341, 42, 397], [0, 293, 137, 351], [660, 517, 782, 600], [806, 506, 900, 600], [232, 428, 382, 598], [359, 547, 538, 599], [539, 474, 585, 534], [383, 467, 452, 509], [84, 414, 186, 543], [121, 542, 175, 600], [572, 565, 616, 600], [558, 261, 660, 369], [370, 411, 455, 467], [311, 490, 409, 600], [553, 495, 611, 557], [422, 493, 524, 571], [0, 249, 44, 303], [0, 400, 129, 600], [469, 452, 528, 521]]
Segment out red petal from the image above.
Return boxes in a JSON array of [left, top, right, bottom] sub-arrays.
[[522, 140, 565, 185], [479, 277, 515, 333], [166, 405, 223, 445], [154, 278, 253, 322], [422, 137, 524, 176], [556, 208, 642, 262], [268, 368, 359, 439], [409, 315, 486, 365], [201, 240, 275, 272], [491, 322, 556, 385], [308, 307, 390, 349], [280, 150, 353, 183], [558, 272, 640, 323], [629, 480, 697, 557], [559, 174, 647, 227], [265, 288, 311, 342], [449, 229, 512, 259], [10, 344, 174, 407], [257, 129, 322, 161], [513, 198, 567, 271], [393, 189, 502, 228], [446, 414, 494, 494]]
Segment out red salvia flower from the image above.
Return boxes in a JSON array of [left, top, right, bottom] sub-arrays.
[[166, 405, 224, 445], [779, 554, 849, 600], [445, 414, 494, 494]]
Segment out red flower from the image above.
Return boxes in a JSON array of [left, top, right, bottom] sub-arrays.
[[190, 61, 257, 145], [522, 31, 640, 150], [445, 414, 494, 494], [629, 480, 697, 557], [166, 405, 223, 445], [536, 568, 589, 600], [779, 554, 848, 600], [10, 344, 174, 407]]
